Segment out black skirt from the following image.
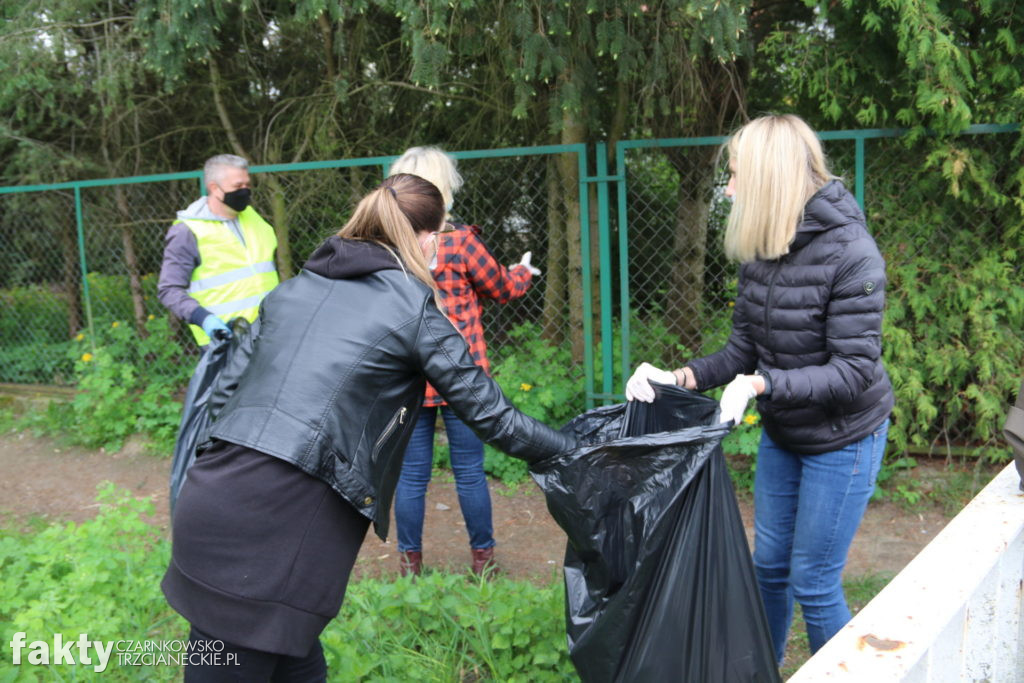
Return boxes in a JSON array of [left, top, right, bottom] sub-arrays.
[[162, 440, 370, 657]]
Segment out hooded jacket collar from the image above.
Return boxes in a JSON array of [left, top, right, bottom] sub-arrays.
[[177, 196, 231, 223], [789, 180, 865, 252], [303, 236, 404, 280]]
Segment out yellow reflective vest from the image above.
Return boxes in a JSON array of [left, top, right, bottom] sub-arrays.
[[182, 207, 279, 345]]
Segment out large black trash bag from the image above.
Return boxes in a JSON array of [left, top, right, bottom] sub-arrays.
[[168, 318, 255, 514], [531, 384, 780, 682]]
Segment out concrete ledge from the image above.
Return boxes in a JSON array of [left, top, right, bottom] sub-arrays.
[[789, 463, 1024, 682]]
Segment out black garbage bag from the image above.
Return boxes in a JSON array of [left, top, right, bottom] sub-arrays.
[[168, 318, 254, 514], [531, 384, 780, 682]]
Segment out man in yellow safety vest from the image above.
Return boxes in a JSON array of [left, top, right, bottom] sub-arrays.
[[158, 154, 279, 346]]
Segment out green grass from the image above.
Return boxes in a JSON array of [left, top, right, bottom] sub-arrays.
[[0, 489, 574, 682], [0, 462, 919, 681], [0, 405, 18, 433], [323, 572, 572, 681]]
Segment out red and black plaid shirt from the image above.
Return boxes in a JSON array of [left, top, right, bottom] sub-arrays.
[[424, 223, 533, 406]]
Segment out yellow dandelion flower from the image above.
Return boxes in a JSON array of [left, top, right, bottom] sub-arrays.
[[147, 314, 155, 321], [81, 353, 94, 362], [520, 383, 533, 392], [75, 333, 85, 341], [727, 301, 735, 308], [743, 414, 758, 425], [111, 321, 120, 328]]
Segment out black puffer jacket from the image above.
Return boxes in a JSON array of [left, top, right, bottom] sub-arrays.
[[207, 237, 576, 539], [687, 180, 893, 453]]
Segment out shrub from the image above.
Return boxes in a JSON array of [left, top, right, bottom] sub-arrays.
[[0, 484, 185, 682], [883, 250, 1022, 459], [0, 342, 76, 384], [85, 272, 160, 325], [483, 322, 583, 484], [0, 273, 167, 384], [0, 283, 70, 347], [20, 315, 192, 453]]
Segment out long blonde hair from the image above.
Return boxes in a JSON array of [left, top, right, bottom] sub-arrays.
[[337, 173, 443, 302], [723, 114, 833, 262], [387, 146, 463, 215]]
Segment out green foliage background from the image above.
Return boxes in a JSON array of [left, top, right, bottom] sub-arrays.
[[0, 1, 1021, 462]]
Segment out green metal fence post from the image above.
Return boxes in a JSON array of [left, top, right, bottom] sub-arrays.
[[578, 147, 595, 410], [593, 143, 614, 403], [73, 185, 96, 350], [615, 142, 631, 397]]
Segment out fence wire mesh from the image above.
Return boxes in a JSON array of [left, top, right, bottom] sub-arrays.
[[1, 130, 1021, 453], [618, 131, 1022, 452], [621, 139, 859, 366], [0, 150, 589, 411]]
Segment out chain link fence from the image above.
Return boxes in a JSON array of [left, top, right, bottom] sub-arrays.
[[617, 127, 1023, 453], [0, 148, 590, 413], [1, 130, 1021, 453]]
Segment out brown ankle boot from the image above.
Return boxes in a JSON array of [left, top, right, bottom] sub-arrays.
[[399, 550, 422, 577], [471, 547, 498, 577]]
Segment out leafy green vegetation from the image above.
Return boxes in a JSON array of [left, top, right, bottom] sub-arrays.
[[325, 573, 571, 681], [0, 484, 184, 682], [0, 487, 573, 682], [15, 316, 192, 454], [0, 342, 75, 385], [0, 485, 906, 681], [482, 322, 582, 483]]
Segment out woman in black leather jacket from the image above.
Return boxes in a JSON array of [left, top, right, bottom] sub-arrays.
[[162, 173, 576, 681]]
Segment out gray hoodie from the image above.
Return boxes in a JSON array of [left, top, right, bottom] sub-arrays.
[[157, 197, 249, 326]]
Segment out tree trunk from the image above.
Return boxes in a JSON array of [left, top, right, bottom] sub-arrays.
[[541, 155, 566, 344], [558, 109, 587, 364], [114, 185, 148, 336], [664, 148, 716, 354], [263, 174, 293, 280]]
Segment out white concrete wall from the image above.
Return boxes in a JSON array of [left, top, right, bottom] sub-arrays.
[[789, 463, 1024, 683]]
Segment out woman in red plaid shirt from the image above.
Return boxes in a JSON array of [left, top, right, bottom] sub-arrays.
[[389, 146, 540, 577]]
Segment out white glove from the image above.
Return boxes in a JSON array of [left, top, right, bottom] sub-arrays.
[[625, 362, 676, 402], [515, 251, 541, 276], [719, 374, 758, 424]]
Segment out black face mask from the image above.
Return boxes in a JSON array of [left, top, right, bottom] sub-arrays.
[[219, 187, 251, 212]]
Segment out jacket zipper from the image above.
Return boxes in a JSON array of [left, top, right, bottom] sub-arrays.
[[373, 406, 407, 455]]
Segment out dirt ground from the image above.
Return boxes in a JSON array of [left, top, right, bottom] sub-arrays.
[[0, 430, 960, 583]]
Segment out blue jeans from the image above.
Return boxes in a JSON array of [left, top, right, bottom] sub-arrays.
[[395, 406, 495, 552], [753, 419, 889, 662]]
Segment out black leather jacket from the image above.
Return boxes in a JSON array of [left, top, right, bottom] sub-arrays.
[[207, 237, 576, 539]]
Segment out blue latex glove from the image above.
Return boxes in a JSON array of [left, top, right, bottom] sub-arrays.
[[201, 314, 232, 340]]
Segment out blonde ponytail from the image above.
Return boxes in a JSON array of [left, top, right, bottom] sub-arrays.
[[337, 174, 444, 307]]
